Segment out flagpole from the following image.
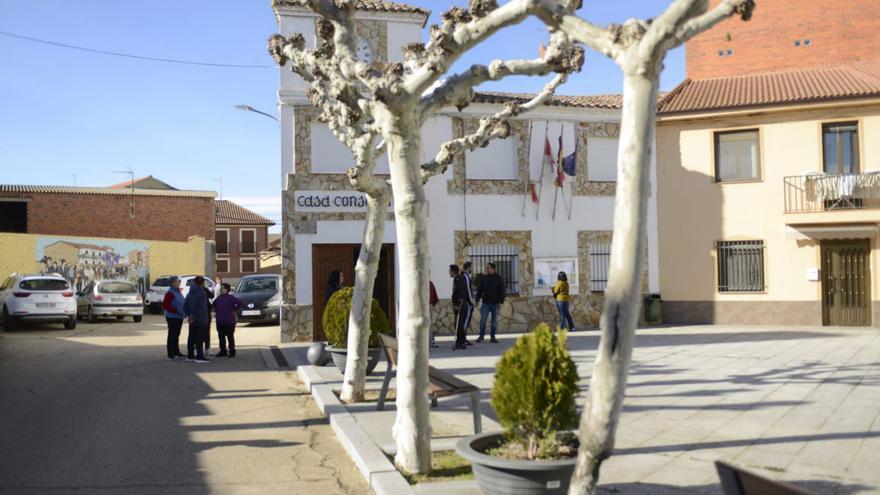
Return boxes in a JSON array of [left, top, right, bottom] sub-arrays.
[[535, 121, 549, 221], [522, 120, 534, 217], [551, 124, 563, 221]]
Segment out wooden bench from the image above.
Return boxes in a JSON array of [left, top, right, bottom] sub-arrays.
[[376, 334, 482, 434], [716, 462, 813, 495]]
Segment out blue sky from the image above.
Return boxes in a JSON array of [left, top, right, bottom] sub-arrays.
[[0, 1, 686, 231]]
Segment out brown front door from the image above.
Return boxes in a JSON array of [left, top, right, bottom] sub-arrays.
[[311, 244, 395, 341], [822, 239, 871, 326]]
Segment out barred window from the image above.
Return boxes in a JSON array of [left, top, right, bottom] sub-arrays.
[[467, 244, 519, 295], [589, 243, 611, 292], [717, 240, 765, 292]]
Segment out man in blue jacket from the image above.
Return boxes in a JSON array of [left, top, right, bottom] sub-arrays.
[[184, 276, 211, 363]]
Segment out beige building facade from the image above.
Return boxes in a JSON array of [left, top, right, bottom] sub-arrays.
[[658, 100, 880, 326]]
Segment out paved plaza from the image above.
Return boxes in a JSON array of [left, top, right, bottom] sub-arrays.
[[0, 315, 369, 495], [289, 325, 880, 494]]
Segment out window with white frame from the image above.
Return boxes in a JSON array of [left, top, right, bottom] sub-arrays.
[[216, 258, 229, 274], [587, 137, 619, 182], [240, 229, 257, 254], [467, 244, 520, 295], [465, 137, 518, 180], [589, 243, 611, 292], [715, 130, 760, 181], [240, 258, 257, 273], [215, 229, 229, 254]]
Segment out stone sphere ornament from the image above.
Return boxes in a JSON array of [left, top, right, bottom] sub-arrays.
[[307, 341, 331, 366]]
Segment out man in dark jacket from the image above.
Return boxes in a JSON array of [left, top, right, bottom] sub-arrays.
[[184, 276, 211, 363], [475, 263, 505, 343], [452, 262, 475, 350]]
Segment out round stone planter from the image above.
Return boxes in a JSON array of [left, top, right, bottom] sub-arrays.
[[327, 346, 382, 375], [455, 432, 577, 495]]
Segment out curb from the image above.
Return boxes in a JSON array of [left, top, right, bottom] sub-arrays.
[[298, 365, 416, 495]]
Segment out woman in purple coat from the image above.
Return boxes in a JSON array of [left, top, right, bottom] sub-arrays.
[[213, 283, 242, 357]]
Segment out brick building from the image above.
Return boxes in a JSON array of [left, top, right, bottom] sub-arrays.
[[214, 200, 275, 282], [686, 0, 880, 79], [0, 182, 217, 291]]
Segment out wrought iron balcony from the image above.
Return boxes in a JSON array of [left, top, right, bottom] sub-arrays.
[[784, 173, 880, 213]]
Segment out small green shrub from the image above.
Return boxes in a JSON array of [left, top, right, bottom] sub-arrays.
[[322, 287, 392, 348], [491, 324, 579, 460]]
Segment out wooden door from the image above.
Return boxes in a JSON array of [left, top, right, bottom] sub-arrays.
[[822, 240, 871, 326], [312, 245, 357, 341]]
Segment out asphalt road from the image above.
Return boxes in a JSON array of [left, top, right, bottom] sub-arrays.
[[0, 315, 370, 495]]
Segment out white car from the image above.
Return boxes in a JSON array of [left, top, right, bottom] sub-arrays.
[[76, 280, 144, 323], [145, 275, 215, 314], [0, 273, 77, 330]]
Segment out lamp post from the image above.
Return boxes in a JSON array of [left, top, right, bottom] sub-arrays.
[[234, 104, 279, 124]]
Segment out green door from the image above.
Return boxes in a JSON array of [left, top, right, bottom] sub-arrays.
[[822, 240, 871, 326]]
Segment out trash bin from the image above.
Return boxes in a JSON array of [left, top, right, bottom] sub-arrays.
[[644, 294, 662, 324]]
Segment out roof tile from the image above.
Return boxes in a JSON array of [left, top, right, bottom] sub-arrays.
[[0, 184, 214, 198], [659, 63, 880, 114], [273, 0, 428, 15], [472, 91, 623, 110], [215, 200, 275, 226]]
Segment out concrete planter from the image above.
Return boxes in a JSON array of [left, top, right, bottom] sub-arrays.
[[456, 432, 576, 495], [327, 346, 382, 375]]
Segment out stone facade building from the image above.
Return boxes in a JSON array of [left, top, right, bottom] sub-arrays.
[[272, 1, 660, 342]]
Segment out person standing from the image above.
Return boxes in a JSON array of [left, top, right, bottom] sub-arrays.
[[213, 276, 224, 298], [475, 262, 505, 343], [552, 271, 575, 331], [325, 270, 343, 303], [429, 279, 439, 349], [162, 276, 186, 360], [136, 262, 147, 298], [453, 262, 475, 350], [213, 283, 242, 357], [184, 276, 211, 363]]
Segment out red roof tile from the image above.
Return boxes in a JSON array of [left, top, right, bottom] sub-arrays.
[[659, 63, 880, 114], [215, 200, 275, 226], [273, 0, 428, 16], [473, 91, 623, 110]]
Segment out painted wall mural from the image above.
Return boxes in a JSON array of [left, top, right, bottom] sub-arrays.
[[35, 237, 150, 295]]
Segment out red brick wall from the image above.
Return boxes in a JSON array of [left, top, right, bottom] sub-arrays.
[[686, 0, 880, 79], [20, 192, 215, 242]]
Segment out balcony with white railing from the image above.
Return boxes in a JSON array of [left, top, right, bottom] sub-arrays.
[[784, 172, 880, 214]]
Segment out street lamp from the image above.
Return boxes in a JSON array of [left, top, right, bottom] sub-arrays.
[[234, 104, 279, 123]]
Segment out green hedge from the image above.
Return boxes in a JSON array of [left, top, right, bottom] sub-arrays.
[[491, 324, 579, 458], [322, 287, 392, 348]]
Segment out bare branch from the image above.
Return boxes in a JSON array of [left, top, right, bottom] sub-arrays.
[[418, 32, 583, 117], [643, 0, 756, 56], [532, 0, 624, 62], [419, 73, 568, 183]]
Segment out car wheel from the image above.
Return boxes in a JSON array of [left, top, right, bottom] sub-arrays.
[[64, 318, 77, 330], [116, 315, 124, 320], [148, 304, 161, 315], [2, 306, 16, 331], [133, 315, 143, 323], [88, 306, 97, 324]]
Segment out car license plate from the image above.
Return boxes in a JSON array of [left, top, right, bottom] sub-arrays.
[[36, 303, 55, 308], [242, 310, 260, 316]]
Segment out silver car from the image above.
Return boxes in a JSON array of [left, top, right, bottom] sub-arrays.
[[77, 280, 144, 323]]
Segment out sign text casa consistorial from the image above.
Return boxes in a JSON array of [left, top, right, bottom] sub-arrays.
[[294, 191, 392, 212]]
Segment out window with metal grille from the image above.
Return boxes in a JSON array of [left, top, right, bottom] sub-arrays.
[[589, 243, 611, 292], [717, 241, 765, 292], [467, 244, 519, 295]]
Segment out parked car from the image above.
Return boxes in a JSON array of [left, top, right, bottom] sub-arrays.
[[77, 280, 144, 323], [145, 275, 215, 314], [144, 275, 171, 314], [0, 273, 77, 330], [234, 274, 282, 324]]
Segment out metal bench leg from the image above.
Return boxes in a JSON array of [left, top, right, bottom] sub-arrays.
[[376, 356, 394, 411], [470, 391, 482, 434]]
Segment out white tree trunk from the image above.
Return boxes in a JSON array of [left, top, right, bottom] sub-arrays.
[[569, 68, 659, 495], [340, 190, 389, 403], [385, 113, 433, 474]]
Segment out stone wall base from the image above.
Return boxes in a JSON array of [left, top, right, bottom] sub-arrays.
[[281, 304, 313, 342], [662, 300, 824, 326]]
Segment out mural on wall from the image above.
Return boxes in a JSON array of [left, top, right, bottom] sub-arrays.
[[35, 237, 150, 296]]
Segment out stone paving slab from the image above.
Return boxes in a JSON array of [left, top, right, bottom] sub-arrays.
[[283, 325, 880, 494]]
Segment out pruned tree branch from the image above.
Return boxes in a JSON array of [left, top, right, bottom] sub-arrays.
[[417, 32, 583, 117], [419, 72, 568, 183], [644, 0, 756, 58]]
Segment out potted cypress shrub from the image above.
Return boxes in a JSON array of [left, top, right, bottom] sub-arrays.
[[322, 287, 392, 374], [456, 324, 580, 494]]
